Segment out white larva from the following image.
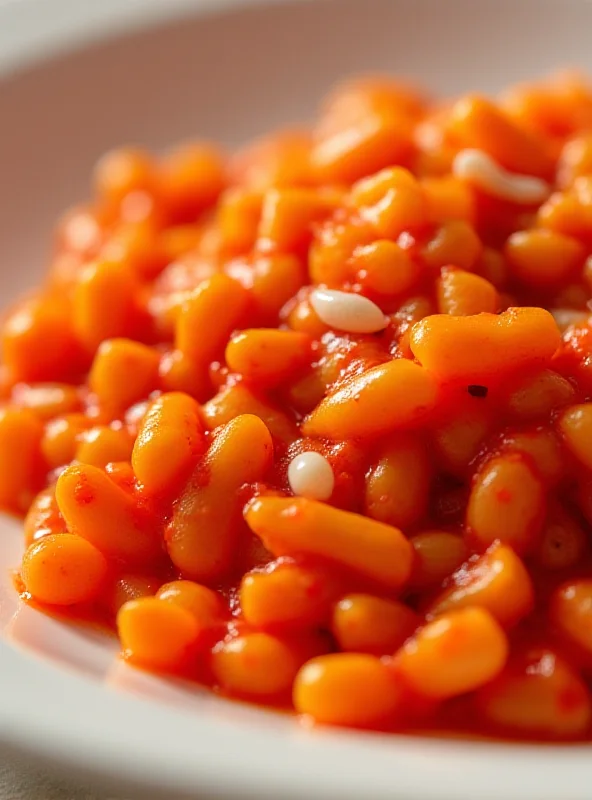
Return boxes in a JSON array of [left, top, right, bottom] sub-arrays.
[[288, 451, 335, 501], [310, 288, 388, 334], [452, 148, 551, 205]]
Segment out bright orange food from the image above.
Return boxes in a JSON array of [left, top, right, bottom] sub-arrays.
[[9, 72, 592, 741]]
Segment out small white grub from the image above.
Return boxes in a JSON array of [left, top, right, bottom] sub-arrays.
[[310, 288, 388, 334], [288, 451, 335, 501], [452, 149, 551, 205]]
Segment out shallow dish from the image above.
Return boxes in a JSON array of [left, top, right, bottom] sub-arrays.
[[2, 0, 592, 797]]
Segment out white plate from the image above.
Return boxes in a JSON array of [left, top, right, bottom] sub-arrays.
[[2, 0, 592, 797]]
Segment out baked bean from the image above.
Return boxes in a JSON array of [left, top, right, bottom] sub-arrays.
[[89, 338, 159, 412], [55, 463, 162, 563], [410, 308, 561, 384], [240, 561, 338, 630], [245, 496, 414, 590], [294, 653, 402, 727], [364, 433, 431, 529], [157, 580, 227, 628], [0, 408, 43, 512], [558, 404, 592, 470], [22, 533, 108, 606], [436, 268, 499, 315], [132, 393, 206, 495], [212, 632, 300, 697], [303, 360, 438, 440], [117, 597, 199, 670], [394, 607, 509, 699], [466, 453, 546, 554], [24, 488, 65, 547], [551, 580, 592, 657], [331, 594, 419, 654], [75, 425, 134, 468], [477, 649, 592, 739], [166, 415, 273, 581], [225, 329, 313, 386], [176, 274, 251, 366], [409, 531, 468, 590], [505, 230, 585, 288], [428, 542, 534, 628]]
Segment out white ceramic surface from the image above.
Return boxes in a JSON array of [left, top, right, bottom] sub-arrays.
[[2, 1, 592, 798]]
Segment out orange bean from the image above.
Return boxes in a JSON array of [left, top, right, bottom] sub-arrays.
[[217, 187, 263, 254], [302, 360, 438, 441], [166, 415, 273, 582], [211, 632, 300, 697], [355, 173, 428, 239], [477, 649, 592, 739], [101, 221, 167, 280], [422, 176, 474, 224], [409, 531, 469, 590], [394, 607, 508, 699], [537, 190, 592, 241], [88, 338, 160, 413], [101, 573, 160, 616], [203, 383, 298, 444], [225, 329, 313, 386], [550, 580, 592, 657], [557, 134, 592, 189], [558, 404, 592, 470], [73, 260, 140, 352], [466, 453, 546, 554], [448, 95, 553, 178], [228, 253, 305, 325], [117, 596, 199, 670], [309, 219, 374, 287], [22, 533, 108, 606], [161, 142, 226, 222], [245, 496, 414, 590], [75, 425, 134, 468], [0, 408, 43, 512], [499, 427, 565, 485], [432, 397, 494, 477], [24, 488, 65, 547], [157, 580, 226, 627], [41, 413, 91, 470], [350, 240, 423, 297], [240, 561, 338, 630], [312, 102, 414, 185], [132, 393, 206, 496], [436, 267, 499, 315], [428, 542, 534, 628], [94, 148, 160, 211], [422, 220, 482, 273], [10, 383, 81, 422], [331, 594, 419, 654], [293, 653, 402, 727], [55, 463, 161, 563], [257, 187, 328, 251], [175, 274, 251, 365], [536, 504, 587, 571], [505, 230, 584, 288], [503, 369, 575, 420], [364, 433, 431, 529], [2, 295, 80, 383], [410, 307, 561, 384]]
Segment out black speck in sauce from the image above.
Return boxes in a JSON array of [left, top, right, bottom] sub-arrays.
[[467, 384, 488, 398]]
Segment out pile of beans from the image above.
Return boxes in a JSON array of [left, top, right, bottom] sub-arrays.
[[8, 72, 592, 739]]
